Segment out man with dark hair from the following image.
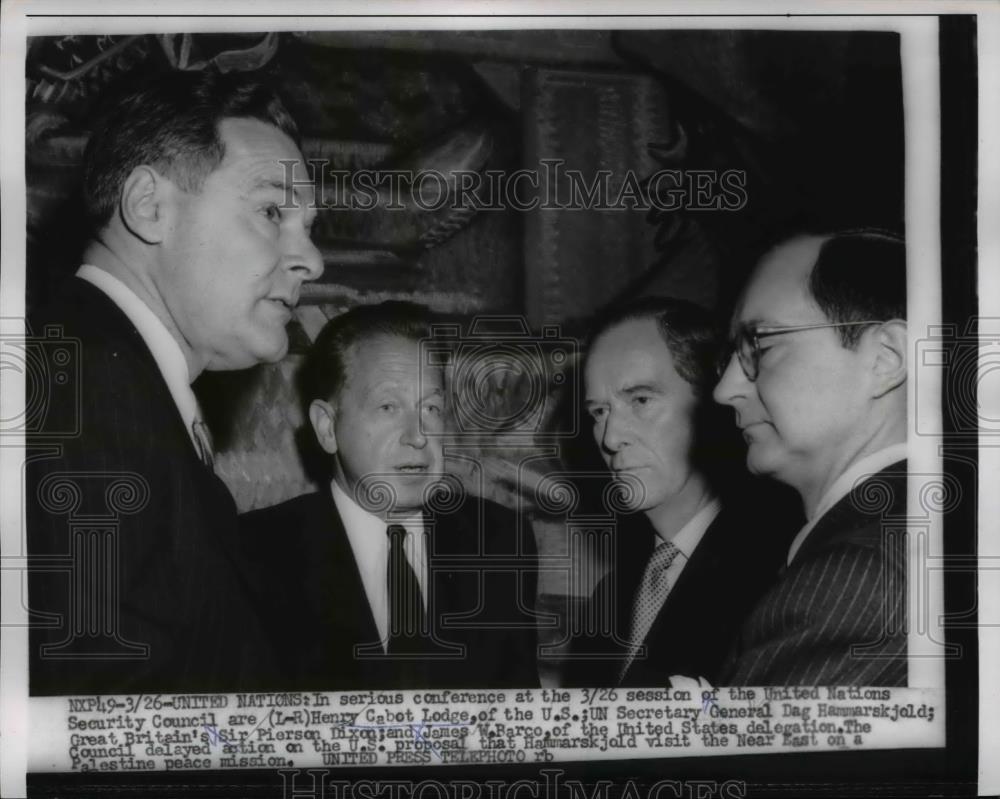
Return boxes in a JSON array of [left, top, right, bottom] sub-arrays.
[[714, 229, 908, 685], [28, 70, 323, 694], [81, 72, 303, 230], [566, 296, 790, 686], [242, 301, 539, 690]]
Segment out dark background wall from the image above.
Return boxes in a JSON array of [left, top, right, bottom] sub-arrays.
[[26, 29, 904, 326]]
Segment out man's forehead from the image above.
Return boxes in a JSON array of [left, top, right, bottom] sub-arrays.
[[592, 317, 662, 354], [344, 335, 440, 388], [587, 318, 679, 387], [735, 235, 826, 325], [218, 117, 301, 158], [216, 117, 311, 178]]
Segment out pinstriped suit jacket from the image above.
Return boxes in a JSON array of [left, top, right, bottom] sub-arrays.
[[28, 277, 280, 694], [721, 462, 908, 686]]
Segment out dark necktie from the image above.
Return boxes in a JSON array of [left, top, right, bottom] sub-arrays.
[[386, 524, 427, 655]]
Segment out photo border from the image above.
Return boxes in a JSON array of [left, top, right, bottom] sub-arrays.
[[0, 3, 989, 797]]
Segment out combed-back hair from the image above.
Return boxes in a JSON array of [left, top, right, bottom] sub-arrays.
[[83, 69, 300, 229], [808, 228, 906, 347], [586, 295, 721, 397], [584, 294, 745, 493], [299, 301, 436, 407]]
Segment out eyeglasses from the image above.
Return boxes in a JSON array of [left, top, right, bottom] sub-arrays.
[[717, 320, 884, 382]]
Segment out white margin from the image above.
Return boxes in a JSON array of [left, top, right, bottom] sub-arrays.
[[0, 3, 30, 799], [977, 8, 1000, 798]]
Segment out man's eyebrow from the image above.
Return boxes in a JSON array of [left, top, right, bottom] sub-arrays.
[[249, 177, 314, 200], [583, 384, 663, 407], [249, 178, 290, 192], [249, 177, 318, 221], [621, 383, 664, 396], [420, 386, 444, 401]]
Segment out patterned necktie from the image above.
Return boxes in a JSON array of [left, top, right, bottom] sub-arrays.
[[191, 420, 215, 471], [618, 539, 681, 683], [386, 524, 427, 654]]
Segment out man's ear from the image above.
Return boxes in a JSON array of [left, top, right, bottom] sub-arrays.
[[119, 165, 171, 245], [870, 319, 907, 398], [309, 399, 339, 455]]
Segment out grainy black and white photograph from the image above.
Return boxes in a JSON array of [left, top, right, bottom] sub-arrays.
[[0, 4, 993, 798]]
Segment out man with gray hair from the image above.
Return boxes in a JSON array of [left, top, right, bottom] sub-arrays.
[[567, 296, 790, 687]]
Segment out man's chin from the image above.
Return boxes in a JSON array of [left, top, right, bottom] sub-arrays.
[[608, 473, 650, 514], [387, 475, 435, 512], [205, 333, 288, 371], [255, 331, 290, 364], [745, 444, 783, 479]]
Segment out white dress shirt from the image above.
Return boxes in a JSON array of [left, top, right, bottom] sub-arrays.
[[653, 497, 722, 590], [77, 264, 203, 451], [786, 442, 909, 565], [330, 479, 429, 650]]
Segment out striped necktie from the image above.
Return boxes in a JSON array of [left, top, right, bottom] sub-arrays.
[[191, 420, 215, 470]]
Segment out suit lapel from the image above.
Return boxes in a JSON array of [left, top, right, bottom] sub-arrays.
[[308, 490, 381, 649], [619, 509, 727, 682], [74, 278, 232, 503], [422, 505, 473, 653], [648, 510, 724, 633], [614, 515, 656, 681], [74, 278, 199, 464], [77, 277, 263, 596], [793, 460, 908, 565]]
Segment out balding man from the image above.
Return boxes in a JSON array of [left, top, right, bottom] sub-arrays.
[[714, 229, 908, 685]]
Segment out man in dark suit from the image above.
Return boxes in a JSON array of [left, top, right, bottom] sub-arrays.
[[566, 298, 790, 687], [242, 302, 538, 690], [714, 229, 908, 685], [27, 71, 324, 694]]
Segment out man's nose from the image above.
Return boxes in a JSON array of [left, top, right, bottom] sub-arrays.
[[601, 409, 631, 453], [284, 228, 325, 283], [400, 410, 428, 449], [713, 353, 748, 407]]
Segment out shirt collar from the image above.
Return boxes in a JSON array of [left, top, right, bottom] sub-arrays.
[[331, 478, 389, 572], [653, 497, 722, 560], [330, 479, 425, 553], [786, 442, 909, 564], [77, 265, 202, 446]]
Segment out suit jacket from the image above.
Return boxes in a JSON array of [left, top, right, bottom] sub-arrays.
[[721, 462, 908, 686], [241, 488, 539, 690], [566, 502, 789, 687], [27, 277, 279, 695]]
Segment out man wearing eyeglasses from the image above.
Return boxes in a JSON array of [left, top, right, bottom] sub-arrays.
[[713, 229, 908, 686]]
